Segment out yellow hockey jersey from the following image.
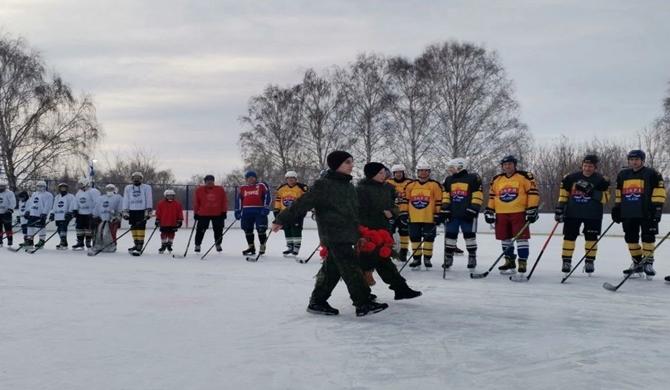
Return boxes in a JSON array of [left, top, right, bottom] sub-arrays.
[[386, 178, 414, 213], [406, 179, 443, 223], [487, 171, 540, 214], [274, 183, 308, 211]]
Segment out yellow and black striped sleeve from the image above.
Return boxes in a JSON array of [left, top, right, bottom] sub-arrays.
[[615, 173, 623, 205], [442, 179, 451, 209], [558, 175, 570, 205], [598, 177, 610, 205], [274, 184, 285, 211], [652, 171, 666, 205], [525, 172, 540, 209], [471, 175, 484, 210]]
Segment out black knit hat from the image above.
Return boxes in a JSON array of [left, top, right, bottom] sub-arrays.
[[582, 154, 599, 166], [204, 174, 215, 182], [327, 150, 353, 171], [364, 162, 387, 179]]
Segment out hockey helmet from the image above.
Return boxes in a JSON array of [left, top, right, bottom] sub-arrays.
[[78, 177, 90, 187], [0, 180, 7, 189], [164, 189, 176, 198], [500, 155, 518, 165], [390, 164, 406, 173], [447, 158, 468, 172], [36, 181, 47, 191], [416, 162, 431, 171], [131, 171, 144, 180], [285, 171, 298, 179], [57, 182, 69, 189], [105, 184, 117, 193], [627, 149, 646, 161]]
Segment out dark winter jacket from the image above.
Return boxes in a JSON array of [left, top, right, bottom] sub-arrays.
[[275, 170, 360, 246], [356, 178, 398, 230]]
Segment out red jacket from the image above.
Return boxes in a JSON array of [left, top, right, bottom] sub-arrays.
[[155, 199, 184, 227], [194, 185, 228, 217]]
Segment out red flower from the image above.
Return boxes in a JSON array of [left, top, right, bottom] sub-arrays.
[[379, 246, 392, 258], [319, 246, 329, 259]]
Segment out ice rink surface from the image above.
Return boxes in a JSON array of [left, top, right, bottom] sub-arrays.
[[2, 216, 670, 390]]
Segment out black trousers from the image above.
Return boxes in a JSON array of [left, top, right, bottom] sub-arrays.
[[195, 215, 225, 245]]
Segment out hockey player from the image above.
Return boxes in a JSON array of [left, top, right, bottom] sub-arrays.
[[0, 180, 17, 247], [90, 184, 123, 253], [50, 183, 76, 249], [274, 171, 308, 257], [193, 175, 228, 253], [235, 171, 271, 256], [271, 150, 388, 317], [72, 178, 99, 250], [387, 164, 413, 261], [612, 150, 666, 279], [357, 162, 422, 300], [406, 162, 444, 269], [24, 181, 54, 249], [122, 172, 153, 255], [485, 155, 540, 275], [441, 158, 484, 270], [155, 189, 184, 254], [15, 191, 29, 248], [555, 155, 610, 274]]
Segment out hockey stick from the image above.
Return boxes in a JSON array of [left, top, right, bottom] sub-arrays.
[[88, 223, 135, 257], [603, 230, 670, 292], [561, 221, 615, 283], [137, 224, 159, 256], [398, 239, 425, 274], [200, 219, 237, 260], [173, 223, 197, 259], [15, 220, 53, 252], [246, 230, 273, 262], [27, 229, 60, 253], [470, 221, 532, 279], [510, 221, 560, 282], [296, 244, 320, 264]]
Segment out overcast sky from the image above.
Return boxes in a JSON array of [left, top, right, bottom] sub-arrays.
[[1, 0, 669, 180]]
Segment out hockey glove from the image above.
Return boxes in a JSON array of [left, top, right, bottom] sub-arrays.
[[40, 214, 47, 226], [24, 211, 30, 219], [144, 209, 152, 220], [15, 216, 20, 225], [434, 213, 445, 225], [574, 179, 594, 196], [193, 213, 200, 221], [440, 208, 452, 224], [234, 210, 242, 220], [49, 213, 55, 222], [464, 207, 478, 221], [525, 208, 539, 223], [122, 211, 130, 220], [176, 220, 183, 229], [65, 212, 73, 222], [484, 208, 496, 224], [220, 212, 226, 220], [554, 205, 565, 223], [652, 205, 663, 223], [611, 205, 621, 224], [155, 219, 160, 227]]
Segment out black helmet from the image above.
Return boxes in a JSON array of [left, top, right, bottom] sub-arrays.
[[18, 191, 29, 201], [582, 154, 599, 166], [627, 149, 646, 161], [500, 155, 518, 165]]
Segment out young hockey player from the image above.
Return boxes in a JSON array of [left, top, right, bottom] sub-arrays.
[[274, 171, 308, 257], [122, 172, 153, 255], [612, 150, 666, 279], [387, 165, 413, 261], [357, 162, 422, 300], [90, 184, 123, 253], [235, 171, 271, 256], [15, 191, 29, 248], [405, 162, 444, 269], [555, 155, 610, 274], [72, 178, 99, 250], [155, 189, 184, 254], [50, 183, 76, 249], [272, 150, 388, 317], [193, 175, 228, 253], [24, 181, 54, 249], [441, 158, 484, 270], [0, 180, 16, 247], [485, 155, 540, 275]]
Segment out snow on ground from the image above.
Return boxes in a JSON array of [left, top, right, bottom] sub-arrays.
[[2, 216, 670, 390]]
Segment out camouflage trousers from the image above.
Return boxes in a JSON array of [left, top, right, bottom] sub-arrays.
[[310, 243, 371, 307]]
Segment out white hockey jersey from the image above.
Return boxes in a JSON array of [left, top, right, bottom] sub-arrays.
[[51, 193, 76, 221], [93, 193, 123, 221], [26, 191, 54, 217], [0, 190, 17, 213], [18, 200, 28, 224], [73, 189, 98, 215], [122, 184, 153, 211]]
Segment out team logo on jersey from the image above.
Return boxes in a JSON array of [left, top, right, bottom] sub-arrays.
[[244, 188, 260, 197], [58, 201, 65, 208], [79, 197, 87, 204], [410, 195, 431, 209], [622, 186, 643, 201], [499, 187, 519, 202], [132, 188, 142, 197], [570, 189, 591, 204], [282, 195, 297, 207], [103, 201, 110, 208], [450, 183, 470, 203]]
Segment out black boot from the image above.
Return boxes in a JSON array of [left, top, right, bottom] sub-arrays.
[[623, 259, 643, 275], [158, 243, 167, 254], [562, 258, 572, 273], [409, 257, 422, 268], [306, 301, 339, 315], [356, 301, 389, 317], [393, 284, 422, 300], [584, 259, 595, 274], [398, 248, 408, 262], [242, 245, 256, 255]]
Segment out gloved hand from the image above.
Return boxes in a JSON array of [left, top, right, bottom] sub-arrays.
[[122, 211, 130, 220], [434, 213, 445, 225], [484, 208, 495, 224], [554, 205, 565, 223], [220, 212, 227, 221], [65, 212, 73, 222], [398, 212, 409, 228], [193, 213, 200, 221], [260, 208, 270, 217], [155, 219, 160, 227], [464, 207, 478, 221], [439, 208, 452, 224], [525, 208, 539, 223], [611, 205, 621, 224], [24, 211, 30, 219], [176, 220, 183, 228], [15, 216, 20, 225], [652, 205, 663, 223], [144, 209, 152, 220], [72, 210, 79, 217], [234, 210, 241, 220], [49, 213, 55, 222], [575, 179, 594, 196]]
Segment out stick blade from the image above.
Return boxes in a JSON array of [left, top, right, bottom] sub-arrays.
[[509, 274, 528, 282], [470, 271, 489, 279], [602, 282, 618, 292], [246, 256, 258, 262]]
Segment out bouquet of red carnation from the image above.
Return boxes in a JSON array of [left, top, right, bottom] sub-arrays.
[[356, 226, 395, 263], [319, 245, 329, 260]]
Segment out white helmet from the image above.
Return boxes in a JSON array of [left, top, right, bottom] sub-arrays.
[[36, 180, 47, 191], [164, 189, 176, 197], [131, 171, 144, 180], [447, 158, 468, 172], [0, 180, 7, 188], [78, 177, 90, 187], [285, 171, 298, 179], [105, 184, 117, 193], [416, 162, 431, 171], [391, 164, 406, 173]]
